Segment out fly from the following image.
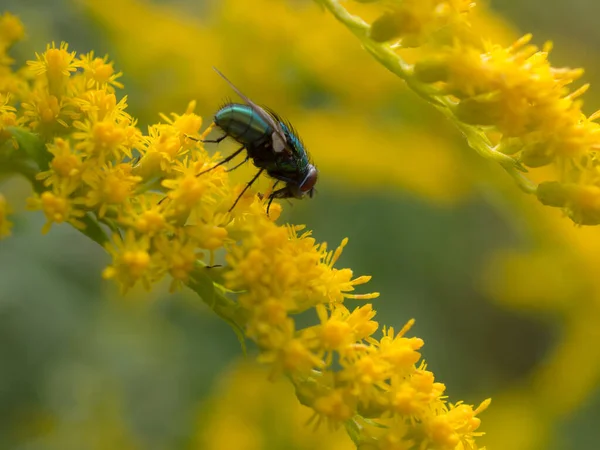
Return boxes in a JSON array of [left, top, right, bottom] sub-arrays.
[[197, 67, 318, 214]]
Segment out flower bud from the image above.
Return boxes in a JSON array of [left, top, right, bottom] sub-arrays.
[[414, 58, 449, 83], [370, 10, 417, 42], [455, 98, 502, 126], [521, 143, 554, 168]]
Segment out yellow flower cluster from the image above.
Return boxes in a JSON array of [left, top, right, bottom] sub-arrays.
[[367, 0, 474, 45], [0, 11, 489, 449], [322, 0, 600, 225]]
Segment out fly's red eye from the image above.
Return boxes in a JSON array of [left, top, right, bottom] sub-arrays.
[[300, 166, 318, 192]]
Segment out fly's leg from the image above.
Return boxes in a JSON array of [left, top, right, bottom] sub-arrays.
[[186, 131, 225, 144], [187, 123, 218, 142], [266, 181, 280, 216], [225, 155, 250, 172], [201, 134, 227, 144], [196, 145, 246, 177], [229, 168, 265, 212]]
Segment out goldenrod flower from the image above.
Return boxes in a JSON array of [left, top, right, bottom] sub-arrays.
[[72, 116, 135, 162], [28, 42, 79, 96], [82, 162, 141, 218], [0, 12, 24, 66], [159, 100, 203, 138], [74, 89, 129, 122], [0, 92, 16, 141], [102, 229, 159, 291], [117, 195, 173, 237], [1, 11, 489, 449], [21, 89, 71, 132], [78, 51, 124, 90], [0, 12, 24, 46], [37, 137, 83, 186], [26, 187, 86, 234], [369, 0, 473, 45]]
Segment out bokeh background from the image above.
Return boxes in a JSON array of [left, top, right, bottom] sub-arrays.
[[1, 0, 600, 449]]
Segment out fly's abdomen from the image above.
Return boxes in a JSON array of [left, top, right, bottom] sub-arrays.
[[215, 104, 271, 147]]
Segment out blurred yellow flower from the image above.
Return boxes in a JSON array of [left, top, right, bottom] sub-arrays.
[[0, 193, 12, 238], [321, 0, 600, 225], [26, 188, 86, 234]]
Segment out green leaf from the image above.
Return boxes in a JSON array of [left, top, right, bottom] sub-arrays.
[[6, 126, 51, 171], [188, 264, 216, 306], [78, 213, 110, 246], [188, 264, 247, 353], [344, 418, 363, 446]]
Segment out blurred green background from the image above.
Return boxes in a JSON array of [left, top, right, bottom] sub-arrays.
[[1, 0, 600, 449]]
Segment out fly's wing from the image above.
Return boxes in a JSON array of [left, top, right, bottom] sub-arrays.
[[213, 67, 290, 154]]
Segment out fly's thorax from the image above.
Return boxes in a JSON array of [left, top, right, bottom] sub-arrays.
[[214, 103, 272, 147]]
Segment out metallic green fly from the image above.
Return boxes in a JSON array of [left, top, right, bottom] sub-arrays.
[[198, 68, 318, 214]]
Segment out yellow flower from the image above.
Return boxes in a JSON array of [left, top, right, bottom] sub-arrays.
[[74, 89, 129, 122], [72, 116, 135, 162], [26, 187, 86, 234], [318, 0, 600, 225], [0, 193, 13, 239], [425, 400, 490, 450], [153, 234, 201, 291], [312, 389, 355, 424], [37, 137, 84, 187], [368, 0, 474, 45], [0, 12, 25, 47], [27, 42, 79, 95], [82, 162, 141, 218], [444, 36, 592, 163], [117, 195, 173, 237], [0, 92, 17, 140], [21, 89, 71, 132], [389, 367, 446, 416], [78, 51, 124, 90], [102, 229, 160, 292], [187, 222, 229, 251], [160, 155, 226, 216], [159, 100, 203, 139]]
